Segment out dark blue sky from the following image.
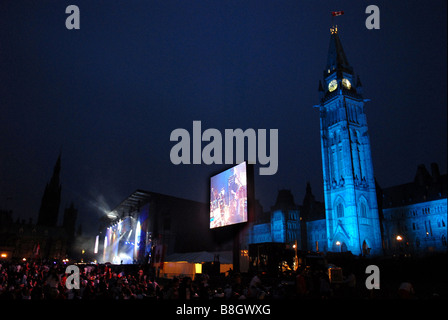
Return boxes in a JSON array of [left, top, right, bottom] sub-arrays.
[[0, 1, 446, 236]]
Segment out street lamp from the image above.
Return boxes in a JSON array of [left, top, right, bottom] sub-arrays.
[[396, 235, 404, 256], [335, 241, 341, 252], [293, 240, 298, 271]]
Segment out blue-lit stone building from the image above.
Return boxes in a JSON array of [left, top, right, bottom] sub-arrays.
[[247, 163, 447, 257], [247, 27, 447, 257], [380, 163, 447, 255], [316, 26, 382, 256], [249, 190, 301, 245]]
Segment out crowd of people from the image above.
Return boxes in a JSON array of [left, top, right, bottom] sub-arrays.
[[0, 260, 423, 300], [0, 262, 162, 300]]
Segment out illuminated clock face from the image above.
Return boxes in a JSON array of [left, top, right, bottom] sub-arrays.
[[342, 78, 351, 89], [328, 79, 338, 92]]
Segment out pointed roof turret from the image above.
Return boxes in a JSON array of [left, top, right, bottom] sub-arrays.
[[356, 75, 363, 87], [271, 189, 298, 211], [324, 26, 353, 78], [37, 153, 62, 227]]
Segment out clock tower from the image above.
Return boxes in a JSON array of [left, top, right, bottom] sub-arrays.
[[316, 26, 382, 256]]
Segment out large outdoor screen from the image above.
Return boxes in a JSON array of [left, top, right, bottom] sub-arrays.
[[210, 162, 248, 229]]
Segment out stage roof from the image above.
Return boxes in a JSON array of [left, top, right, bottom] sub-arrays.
[[107, 189, 208, 220], [108, 189, 152, 219]]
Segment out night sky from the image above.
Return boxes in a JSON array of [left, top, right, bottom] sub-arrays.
[[0, 1, 446, 237]]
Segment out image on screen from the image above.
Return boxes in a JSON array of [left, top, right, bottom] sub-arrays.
[[210, 162, 248, 229]]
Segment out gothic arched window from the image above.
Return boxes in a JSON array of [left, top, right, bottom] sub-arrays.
[[337, 203, 344, 218], [360, 202, 367, 218]]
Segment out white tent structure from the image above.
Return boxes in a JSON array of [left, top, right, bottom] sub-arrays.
[[162, 251, 233, 279]]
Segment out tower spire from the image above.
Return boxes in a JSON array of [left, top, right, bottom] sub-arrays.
[[37, 153, 62, 227], [325, 26, 353, 77]]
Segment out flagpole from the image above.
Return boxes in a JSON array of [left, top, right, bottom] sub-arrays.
[[331, 10, 344, 29]]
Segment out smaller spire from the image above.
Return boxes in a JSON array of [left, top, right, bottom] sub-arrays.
[[356, 75, 363, 87], [356, 75, 363, 94], [318, 80, 324, 92], [306, 182, 312, 195], [318, 80, 324, 99]]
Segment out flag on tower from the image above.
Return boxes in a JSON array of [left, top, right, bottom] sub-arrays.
[[331, 11, 344, 17]]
